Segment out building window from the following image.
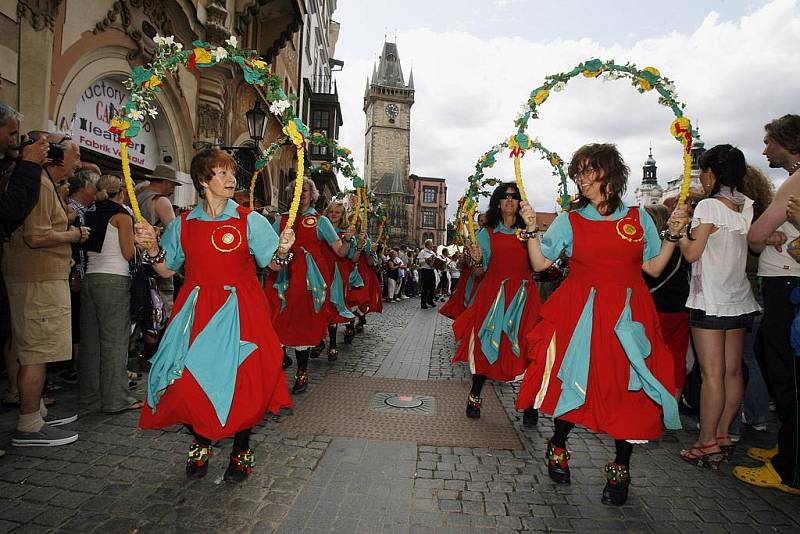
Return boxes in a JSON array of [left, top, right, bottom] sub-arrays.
[[310, 110, 330, 156], [422, 208, 435, 228], [423, 186, 436, 204]]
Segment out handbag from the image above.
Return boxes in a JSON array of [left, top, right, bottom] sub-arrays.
[[130, 250, 166, 334]]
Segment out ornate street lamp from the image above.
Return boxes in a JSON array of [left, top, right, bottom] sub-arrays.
[[245, 100, 268, 141]]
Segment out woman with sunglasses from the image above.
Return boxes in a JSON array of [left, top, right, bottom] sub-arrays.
[[515, 143, 681, 506], [453, 182, 541, 426]]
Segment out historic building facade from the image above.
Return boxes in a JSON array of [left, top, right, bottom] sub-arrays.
[[633, 136, 706, 207], [1, 0, 343, 209], [363, 41, 447, 247], [634, 146, 663, 206]]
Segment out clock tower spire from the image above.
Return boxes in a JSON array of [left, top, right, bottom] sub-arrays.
[[363, 41, 415, 189]]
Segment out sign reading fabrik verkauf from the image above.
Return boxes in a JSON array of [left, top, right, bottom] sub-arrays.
[[58, 78, 160, 170]]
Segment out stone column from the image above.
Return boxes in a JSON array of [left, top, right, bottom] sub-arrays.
[[17, 1, 60, 131]]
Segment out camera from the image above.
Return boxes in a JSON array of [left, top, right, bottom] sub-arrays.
[[18, 137, 64, 165]]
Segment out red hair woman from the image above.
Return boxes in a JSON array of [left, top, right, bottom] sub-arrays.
[[135, 148, 293, 483]]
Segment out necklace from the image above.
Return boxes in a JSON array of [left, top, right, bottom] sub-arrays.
[[789, 161, 800, 175]]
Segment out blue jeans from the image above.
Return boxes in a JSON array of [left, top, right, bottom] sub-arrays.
[[730, 325, 770, 436]]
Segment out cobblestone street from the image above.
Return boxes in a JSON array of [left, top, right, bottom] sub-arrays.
[[0, 298, 798, 533]]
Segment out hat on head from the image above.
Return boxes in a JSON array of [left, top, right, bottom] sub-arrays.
[[145, 164, 182, 185]]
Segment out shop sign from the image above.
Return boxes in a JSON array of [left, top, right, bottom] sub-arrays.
[[58, 78, 160, 170]]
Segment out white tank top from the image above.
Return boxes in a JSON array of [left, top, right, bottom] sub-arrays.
[[86, 223, 130, 276]]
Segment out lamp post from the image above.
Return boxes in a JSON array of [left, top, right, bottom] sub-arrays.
[[245, 100, 268, 141]]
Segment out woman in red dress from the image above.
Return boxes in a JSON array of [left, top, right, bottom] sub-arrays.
[[320, 201, 367, 359], [441, 212, 486, 320], [452, 183, 541, 425], [265, 178, 352, 393], [135, 148, 293, 483], [516, 144, 682, 505]]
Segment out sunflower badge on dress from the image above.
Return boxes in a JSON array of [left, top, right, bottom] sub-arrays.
[[301, 216, 318, 229], [615, 217, 644, 243]]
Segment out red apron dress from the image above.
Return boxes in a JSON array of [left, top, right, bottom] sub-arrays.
[[320, 229, 357, 324], [345, 239, 374, 314], [264, 213, 335, 346], [516, 208, 678, 440], [452, 229, 541, 381], [139, 207, 291, 440], [440, 266, 480, 320]]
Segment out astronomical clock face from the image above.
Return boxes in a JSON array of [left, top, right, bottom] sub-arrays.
[[385, 103, 399, 120]]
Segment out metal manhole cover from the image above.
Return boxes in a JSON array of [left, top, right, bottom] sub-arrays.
[[369, 392, 436, 415], [385, 395, 423, 408]]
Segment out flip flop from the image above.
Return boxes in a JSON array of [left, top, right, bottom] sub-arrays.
[[733, 461, 800, 495], [109, 400, 145, 414]]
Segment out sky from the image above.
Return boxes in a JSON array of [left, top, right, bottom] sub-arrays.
[[331, 0, 800, 214]]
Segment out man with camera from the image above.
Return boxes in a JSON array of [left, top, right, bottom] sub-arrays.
[[3, 131, 87, 447]]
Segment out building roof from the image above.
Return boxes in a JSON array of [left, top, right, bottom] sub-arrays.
[[374, 159, 411, 196], [372, 42, 408, 88], [410, 174, 445, 183]]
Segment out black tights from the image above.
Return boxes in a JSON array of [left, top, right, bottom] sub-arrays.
[[295, 348, 310, 371], [328, 325, 338, 349], [190, 427, 252, 454], [551, 418, 634, 467], [470, 374, 487, 396]]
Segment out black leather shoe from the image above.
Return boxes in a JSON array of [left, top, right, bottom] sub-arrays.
[[343, 327, 355, 344], [224, 449, 254, 483], [421, 304, 428, 309], [601, 462, 630, 505], [309, 341, 325, 359], [466, 393, 481, 418], [546, 439, 571, 484], [292, 370, 309, 394], [522, 407, 538, 428], [186, 441, 213, 479]]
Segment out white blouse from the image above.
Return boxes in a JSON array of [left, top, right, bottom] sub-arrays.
[[686, 197, 761, 317]]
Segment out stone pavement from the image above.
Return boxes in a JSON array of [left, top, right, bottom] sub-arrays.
[[0, 297, 798, 533]]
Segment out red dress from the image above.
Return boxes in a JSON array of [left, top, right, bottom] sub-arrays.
[[515, 208, 678, 440], [452, 228, 541, 381], [264, 212, 335, 346], [440, 266, 480, 320], [320, 228, 355, 325], [139, 206, 291, 440], [346, 239, 375, 314]]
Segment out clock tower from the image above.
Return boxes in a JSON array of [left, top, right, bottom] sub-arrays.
[[363, 42, 415, 189]]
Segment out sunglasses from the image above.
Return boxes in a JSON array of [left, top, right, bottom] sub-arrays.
[[501, 192, 522, 200]]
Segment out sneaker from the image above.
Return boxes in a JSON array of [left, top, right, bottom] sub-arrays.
[[400, 295, 409, 300], [43, 411, 78, 427], [12, 424, 78, 447]]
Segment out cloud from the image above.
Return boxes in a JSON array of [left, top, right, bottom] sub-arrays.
[[335, 0, 800, 215]]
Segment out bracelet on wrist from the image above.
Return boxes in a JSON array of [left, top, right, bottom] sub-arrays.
[[659, 229, 683, 243], [516, 229, 538, 241], [272, 251, 294, 266], [141, 247, 166, 264]]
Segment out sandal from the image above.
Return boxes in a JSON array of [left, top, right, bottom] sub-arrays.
[[733, 460, 800, 495], [747, 446, 778, 463], [109, 400, 144, 413], [717, 435, 736, 462], [680, 442, 724, 469]]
